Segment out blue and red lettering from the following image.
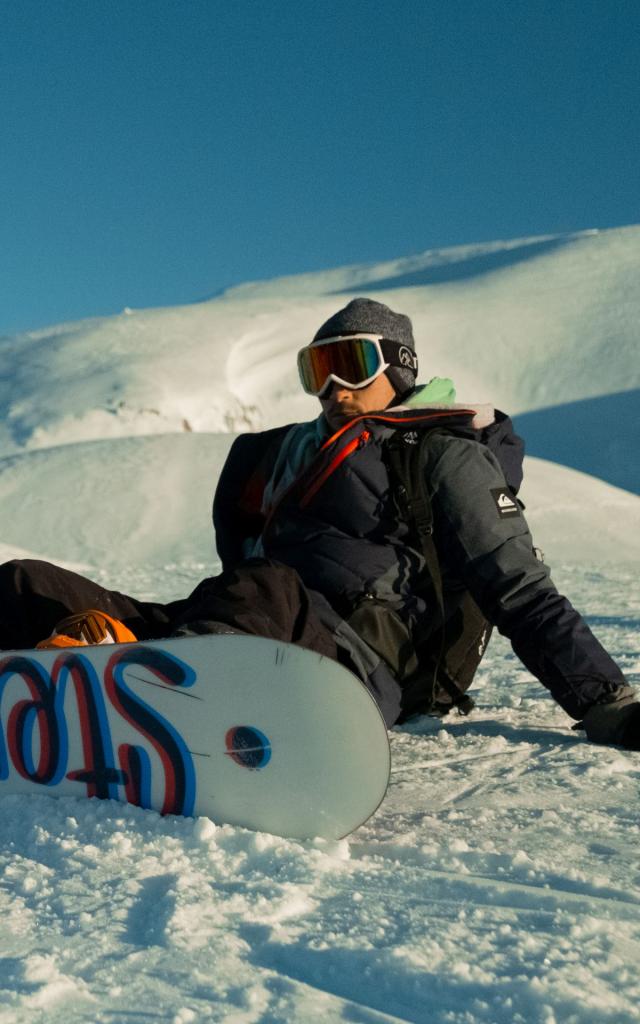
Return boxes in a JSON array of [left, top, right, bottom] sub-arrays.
[[0, 646, 197, 817], [54, 653, 125, 801], [103, 646, 196, 816], [0, 656, 63, 785]]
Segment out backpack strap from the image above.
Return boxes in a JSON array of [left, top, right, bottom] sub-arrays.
[[384, 429, 476, 715]]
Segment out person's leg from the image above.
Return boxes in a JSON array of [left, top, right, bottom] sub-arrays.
[[173, 559, 401, 724], [0, 559, 176, 649], [172, 558, 340, 660], [0, 557, 339, 661]]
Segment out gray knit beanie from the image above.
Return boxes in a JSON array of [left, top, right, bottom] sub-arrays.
[[313, 297, 417, 399]]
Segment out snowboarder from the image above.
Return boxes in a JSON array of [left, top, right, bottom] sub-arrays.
[[0, 298, 637, 749]]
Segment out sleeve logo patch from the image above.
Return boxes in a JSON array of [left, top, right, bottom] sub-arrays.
[[491, 488, 521, 518]]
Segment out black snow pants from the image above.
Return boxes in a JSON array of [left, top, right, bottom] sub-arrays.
[[0, 558, 340, 662]]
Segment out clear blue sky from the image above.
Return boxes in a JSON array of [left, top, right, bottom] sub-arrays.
[[1, 0, 639, 335]]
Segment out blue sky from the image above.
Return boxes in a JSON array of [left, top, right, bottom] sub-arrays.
[[1, 0, 639, 335]]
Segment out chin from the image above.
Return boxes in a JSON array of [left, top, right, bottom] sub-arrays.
[[332, 409, 358, 424]]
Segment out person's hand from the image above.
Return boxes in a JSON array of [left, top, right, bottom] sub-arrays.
[[621, 705, 640, 750], [582, 696, 640, 750]]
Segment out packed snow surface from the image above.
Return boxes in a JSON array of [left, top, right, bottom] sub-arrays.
[[0, 227, 639, 1021], [1, 565, 638, 1024]]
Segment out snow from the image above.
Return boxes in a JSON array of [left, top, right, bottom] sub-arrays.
[[0, 227, 639, 1021], [1, 226, 638, 488], [515, 390, 639, 495]]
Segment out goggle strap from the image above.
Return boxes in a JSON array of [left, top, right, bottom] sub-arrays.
[[378, 338, 418, 372]]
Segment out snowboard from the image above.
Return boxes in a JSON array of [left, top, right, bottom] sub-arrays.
[[0, 634, 390, 839]]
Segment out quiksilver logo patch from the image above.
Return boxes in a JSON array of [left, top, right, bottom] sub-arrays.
[[402, 430, 419, 445], [491, 488, 521, 518]]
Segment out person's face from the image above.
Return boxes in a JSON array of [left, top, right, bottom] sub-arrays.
[[320, 373, 396, 431]]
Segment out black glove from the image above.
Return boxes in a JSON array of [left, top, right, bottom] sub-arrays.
[[620, 704, 640, 751], [581, 693, 640, 750]]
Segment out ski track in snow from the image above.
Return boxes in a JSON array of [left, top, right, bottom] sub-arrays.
[[1, 562, 638, 1024]]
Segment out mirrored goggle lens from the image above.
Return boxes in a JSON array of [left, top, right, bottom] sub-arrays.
[[298, 337, 383, 394]]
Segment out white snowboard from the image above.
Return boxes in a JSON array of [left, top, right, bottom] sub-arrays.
[[0, 634, 390, 839]]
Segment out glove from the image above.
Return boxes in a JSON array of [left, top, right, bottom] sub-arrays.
[[581, 693, 640, 750], [622, 705, 640, 750]]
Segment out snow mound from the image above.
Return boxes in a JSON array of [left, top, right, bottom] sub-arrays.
[[0, 434, 228, 579], [520, 458, 640, 566]]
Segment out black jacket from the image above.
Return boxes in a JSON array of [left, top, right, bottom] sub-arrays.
[[214, 405, 629, 725]]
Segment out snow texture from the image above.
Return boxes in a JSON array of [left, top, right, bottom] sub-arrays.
[[0, 227, 639, 1022]]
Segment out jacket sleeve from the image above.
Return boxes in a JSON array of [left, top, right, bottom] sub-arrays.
[[213, 426, 290, 570], [427, 434, 631, 719]]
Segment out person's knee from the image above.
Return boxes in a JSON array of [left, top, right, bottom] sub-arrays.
[[0, 561, 44, 585], [0, 559, 25, 588], [0, 559, 51, 596]]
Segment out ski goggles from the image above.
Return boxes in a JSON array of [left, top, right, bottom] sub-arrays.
[[297, 334, 418, 397]]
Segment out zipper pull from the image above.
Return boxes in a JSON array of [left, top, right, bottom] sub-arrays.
[[358, 429, 371, 448]]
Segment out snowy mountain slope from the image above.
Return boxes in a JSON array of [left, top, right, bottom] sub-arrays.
[[1, 226, 638, 493], [517, 458, 640, 565], [0, 434, 225, 576]]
